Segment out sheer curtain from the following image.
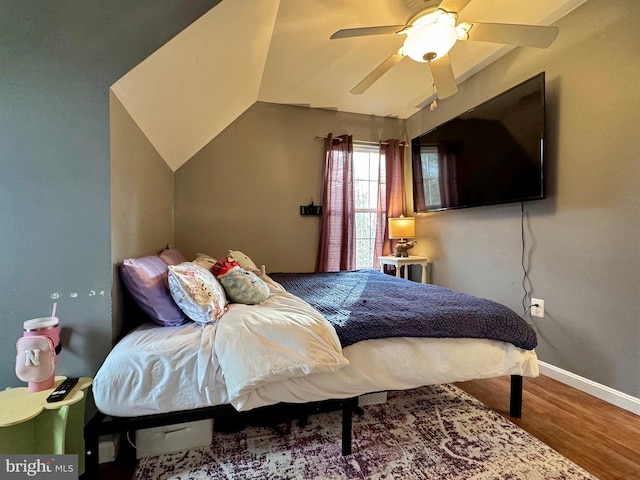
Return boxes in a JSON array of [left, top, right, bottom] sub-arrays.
[[374, 139, 405, 268], [315, 134, 355, 272]]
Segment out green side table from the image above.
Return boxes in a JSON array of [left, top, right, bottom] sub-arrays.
[[0, 376, 92, 474]]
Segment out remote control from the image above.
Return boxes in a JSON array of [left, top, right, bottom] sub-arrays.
[[46, 377, 79, 403]]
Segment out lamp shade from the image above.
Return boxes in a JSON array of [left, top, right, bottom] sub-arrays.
[[388, 216, 415, 239]]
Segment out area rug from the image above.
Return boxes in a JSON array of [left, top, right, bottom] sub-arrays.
[[133, 384, 598, 479]]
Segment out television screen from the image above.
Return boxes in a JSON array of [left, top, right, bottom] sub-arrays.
[[412, 72, 546, 213]]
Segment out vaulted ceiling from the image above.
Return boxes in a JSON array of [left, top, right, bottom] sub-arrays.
[[111, 0, 586, 171]]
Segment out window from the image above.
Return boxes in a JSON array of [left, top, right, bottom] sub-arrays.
[[419, 146, 441, 208], [316, 135, 404, 274], [353, 143, 385, 269]]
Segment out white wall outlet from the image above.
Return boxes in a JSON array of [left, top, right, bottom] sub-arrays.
[[531, 298, 545, 318]]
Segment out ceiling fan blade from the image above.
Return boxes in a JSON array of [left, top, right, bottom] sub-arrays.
[[330, 25, 405, 40], [351, 51, 405, 95], [464, 22, 559, 48], [437, 0, 473, 14], [429, 54, 458, 99]]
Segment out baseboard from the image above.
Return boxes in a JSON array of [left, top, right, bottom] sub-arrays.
[[538, 361, 640, 416]]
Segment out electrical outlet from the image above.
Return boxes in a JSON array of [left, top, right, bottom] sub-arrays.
[[531, 298, 545, 318]]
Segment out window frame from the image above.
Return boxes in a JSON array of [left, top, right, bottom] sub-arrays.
[[418, 145, 442, 210], [352, 142, 385, 270]]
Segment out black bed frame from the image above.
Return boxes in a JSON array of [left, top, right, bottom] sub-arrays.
[[82, 375, 523, 478]]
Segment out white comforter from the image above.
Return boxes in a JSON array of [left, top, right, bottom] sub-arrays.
[[94, 280, 350, 414], [213, 283, 349, 403]]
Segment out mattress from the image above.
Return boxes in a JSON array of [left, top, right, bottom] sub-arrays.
[[93, 321, 538, 416]]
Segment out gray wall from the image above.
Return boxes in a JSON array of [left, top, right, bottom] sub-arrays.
[[406, 0, 639, 398], [174, 102, 406, 273], [0, 0, 220, 388]]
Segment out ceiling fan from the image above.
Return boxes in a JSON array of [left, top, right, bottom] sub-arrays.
[[330, 0, 558, 99]]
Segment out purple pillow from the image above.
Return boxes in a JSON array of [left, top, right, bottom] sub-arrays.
[[120, 255, 187, 327], [159, 247, 186, 266]]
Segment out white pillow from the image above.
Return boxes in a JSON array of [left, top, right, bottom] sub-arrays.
[[193, 253, 217, 271], [228, 250, 260, 273], [168, 262, 227, 325]]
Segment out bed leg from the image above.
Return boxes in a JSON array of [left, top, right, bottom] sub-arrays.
[[510, 374, 523, 418], [83, 413, 104, 479], [341, 398, 354, 455], [83, 435, 99, 480]]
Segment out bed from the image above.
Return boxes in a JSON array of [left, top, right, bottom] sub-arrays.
[[85, 261, 538, 478]]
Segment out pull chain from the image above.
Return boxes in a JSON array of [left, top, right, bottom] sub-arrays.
[[429, 82, 438, 111]]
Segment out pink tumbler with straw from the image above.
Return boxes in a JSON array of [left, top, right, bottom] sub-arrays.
[[22, 305, 61, 392]]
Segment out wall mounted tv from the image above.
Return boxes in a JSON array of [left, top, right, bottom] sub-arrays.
[[412, 72, 546, 213]]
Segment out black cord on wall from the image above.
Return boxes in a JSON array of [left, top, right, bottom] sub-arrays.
[[520, 202, 532, 317]]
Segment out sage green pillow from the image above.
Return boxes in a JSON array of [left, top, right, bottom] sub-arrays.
[[218, 266, 270, 305]]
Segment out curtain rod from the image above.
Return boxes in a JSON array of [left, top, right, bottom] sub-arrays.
[[314, 136, 406, 146]]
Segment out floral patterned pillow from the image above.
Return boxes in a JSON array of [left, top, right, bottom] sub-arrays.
[[217, 266, 270, 305], [168, 262, 227, 325]]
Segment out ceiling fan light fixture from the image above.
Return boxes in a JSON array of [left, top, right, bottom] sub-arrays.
[[402, 13, 457, 63], [332, 2, 560, 98]]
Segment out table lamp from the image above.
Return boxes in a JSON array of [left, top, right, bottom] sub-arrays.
[[388, 215, 417, 257]]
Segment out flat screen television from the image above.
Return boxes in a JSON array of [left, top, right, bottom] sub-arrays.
[[412, 72, 546, 213]]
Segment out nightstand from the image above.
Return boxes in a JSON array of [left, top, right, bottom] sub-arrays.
[[0, 376, 92, 473], [379, 255, 430, 283]]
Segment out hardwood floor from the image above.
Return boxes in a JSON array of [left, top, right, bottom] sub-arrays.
[[99, 375, 640, 479], [455, 375, 640, 480]]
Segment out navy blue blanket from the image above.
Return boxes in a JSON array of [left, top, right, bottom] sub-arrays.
[[270, 270, 536, 350]]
